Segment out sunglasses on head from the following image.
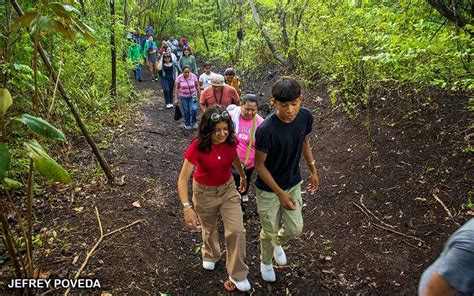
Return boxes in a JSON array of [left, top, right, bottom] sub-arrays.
[[210, 110, 230, 122]]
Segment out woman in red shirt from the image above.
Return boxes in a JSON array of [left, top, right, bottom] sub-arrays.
[[177, 106, 251, 292]]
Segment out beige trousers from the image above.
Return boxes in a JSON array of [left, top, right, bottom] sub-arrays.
[[192, 177, 249, 280]]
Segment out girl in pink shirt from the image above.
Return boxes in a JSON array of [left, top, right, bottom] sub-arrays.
[[229, 94, 264, 210]]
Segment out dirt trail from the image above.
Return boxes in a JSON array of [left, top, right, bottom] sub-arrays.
[[4, 71, 471, 295]]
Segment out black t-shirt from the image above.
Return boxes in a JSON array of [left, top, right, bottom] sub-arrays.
[[255, 107, 313, 192]]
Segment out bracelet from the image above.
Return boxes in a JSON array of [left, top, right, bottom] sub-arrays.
[[240, 176, 247, 179], [182, 202, 192, 209]]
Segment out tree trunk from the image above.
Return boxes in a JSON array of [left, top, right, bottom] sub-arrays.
[[249, 0, 287, 64], [427, 0, 471, 29], [10, 0, 116, 185], [110, 0, 117, 98]]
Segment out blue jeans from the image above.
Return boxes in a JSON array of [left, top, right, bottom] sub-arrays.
[[161, 76, 174, 105], [179, 96, 198, 126], [134, 63, 142, 80], [231, 166, 255, 197]]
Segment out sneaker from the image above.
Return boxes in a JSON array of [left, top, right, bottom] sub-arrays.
[[166, 104, 173, 109], [182, 124, 192, 130], [241, 194, 248, 202], [229, 276, 251, 292], [192, 122, 198, 129], [202, 260, 215, 271], [273, 245, 287, 266], [260, 262, 276, 282]]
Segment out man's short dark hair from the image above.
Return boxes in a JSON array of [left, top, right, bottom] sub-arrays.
[[272, 77, 301, 102], [203, 61, 212, 68]]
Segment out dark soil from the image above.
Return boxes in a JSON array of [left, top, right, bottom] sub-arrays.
[[1, 65, 473, 295]]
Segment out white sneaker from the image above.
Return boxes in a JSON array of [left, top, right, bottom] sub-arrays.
[[202, 260, 215, 270], [273, 245, 287, 266], [166, 104, 173, 109], [192, 122, 198, 129], [260, 262, 276, 282], [229, 276, 251, 292]]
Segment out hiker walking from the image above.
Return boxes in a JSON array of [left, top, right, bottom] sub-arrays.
[[143, 36, 158, 81], [157, 52, 181, 109], [199, 61, 215, 90], [179, 47, 198, 76], [166, 47, 178, 62], [128, 39, 142, 82], [229, 94, 264, 213], [224, 68, 242, 97], [177, 106, 251, 292], [166, 35, 179, 56], [199, 74, 240, 112], [254, 77, 320, 282], [175, 65, 200, 129]]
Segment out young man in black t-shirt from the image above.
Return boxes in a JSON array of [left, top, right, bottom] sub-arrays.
[[254, 77, 320, 282]]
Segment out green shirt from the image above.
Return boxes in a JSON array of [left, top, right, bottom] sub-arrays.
[[129, 44, 141, 62], [179, 55, 198, 75]]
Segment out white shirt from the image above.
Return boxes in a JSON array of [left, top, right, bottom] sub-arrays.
[[199, 72, 215, 89]]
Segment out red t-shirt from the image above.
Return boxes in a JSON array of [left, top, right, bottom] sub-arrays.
[[184, 139, 237, 186]]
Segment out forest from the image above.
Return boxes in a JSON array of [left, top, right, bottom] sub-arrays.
[[0, 0, 473, 294]]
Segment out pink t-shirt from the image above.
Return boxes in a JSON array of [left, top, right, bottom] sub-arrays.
[[231, 112, 264, 169], [176, 74, 198, 97]]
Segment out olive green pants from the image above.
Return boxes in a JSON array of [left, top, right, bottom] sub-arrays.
[[192, 177, 249, 280], [256, 182, 304, 265]]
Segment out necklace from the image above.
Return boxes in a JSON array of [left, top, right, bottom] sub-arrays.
[[212, 144, 223, 160]]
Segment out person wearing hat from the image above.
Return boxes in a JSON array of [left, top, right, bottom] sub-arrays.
[[224, 68, 242, 97], [199, 74, 240, 113]]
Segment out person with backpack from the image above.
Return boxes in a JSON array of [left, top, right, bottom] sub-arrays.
[[179, 47, 198, 76], [128, 39, 142, 82], [158, 52, 181, 109], [166, 35, 179, 56], [177, 106, 251, 292], [142, 36, 158, 81], [175, 65, 200, 129], [228, 94, 264, 213]]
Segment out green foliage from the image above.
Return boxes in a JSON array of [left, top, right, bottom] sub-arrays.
[[15, 114, 66, 142], [0, 88, 13, 114], [0, 144, 10, 180], [24, 139, 71, 183], [139, 1, 472, 115]]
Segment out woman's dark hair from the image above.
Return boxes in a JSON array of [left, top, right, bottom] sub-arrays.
[[203, 61, 212, 68], [182, 65, 191, 71], [224, 68, 236, 76], [196, 105, 235, 153], [183, 47, 192, 56], [272, 76, 301, 102], [163, 52, 172, 59], [241, 93, 259, 106]]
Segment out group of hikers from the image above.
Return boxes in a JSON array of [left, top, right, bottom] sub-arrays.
[[127, 28, 474, 295]]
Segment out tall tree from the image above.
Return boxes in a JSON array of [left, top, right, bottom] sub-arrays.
[[110, 0, 117, 98]]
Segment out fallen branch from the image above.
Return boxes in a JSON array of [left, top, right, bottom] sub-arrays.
[[64, 207, 144, 296], [372, 223, 426, 246], [432, 192, 460, 226], [359, 195, 397, 229], [352, 200, 427, 247]]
